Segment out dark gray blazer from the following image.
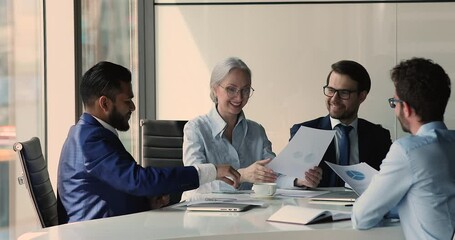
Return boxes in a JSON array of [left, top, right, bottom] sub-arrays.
[[290, 115, 392, 187]]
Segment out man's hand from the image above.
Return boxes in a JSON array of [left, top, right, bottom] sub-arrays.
[[149, 195, 170, 209], [238, 158, 277, 183], [215, 165, 241, 188], [294, 166, 323, 188]]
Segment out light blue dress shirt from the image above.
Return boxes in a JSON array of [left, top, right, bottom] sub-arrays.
[[352, 121, 455, 240], [182, 106, 294, 200]]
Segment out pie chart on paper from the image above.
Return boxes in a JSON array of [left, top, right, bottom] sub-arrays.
[[345, 170, 365, 181]]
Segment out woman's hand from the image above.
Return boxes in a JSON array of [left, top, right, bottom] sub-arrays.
[[238, 158, 277, 183], [294, 166, 323, 188], [215, 165, 241, 188]]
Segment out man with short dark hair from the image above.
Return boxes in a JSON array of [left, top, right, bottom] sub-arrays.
[[352, 58, 455, 239], [57, 61, 240, 223], [290, 60, 392, 187]]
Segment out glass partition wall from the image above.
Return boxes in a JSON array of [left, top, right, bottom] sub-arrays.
[[0, 0, 45, 238], [1, 1, 139, 238]]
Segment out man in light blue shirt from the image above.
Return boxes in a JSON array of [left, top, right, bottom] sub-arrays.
[[352, 58, 455, 239]]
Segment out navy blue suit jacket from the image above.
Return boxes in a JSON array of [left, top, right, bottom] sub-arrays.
[[57, 113, 199, 222], [290, 115, 392, 187]]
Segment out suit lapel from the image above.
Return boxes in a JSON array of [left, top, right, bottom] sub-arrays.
[[321, 116, 336, 160], [319, 116, 338, 186], [319, 115, 332, 130], [357, 119, 368, 163]]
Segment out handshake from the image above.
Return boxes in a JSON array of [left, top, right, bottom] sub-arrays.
[[214, 164, 241, 188]]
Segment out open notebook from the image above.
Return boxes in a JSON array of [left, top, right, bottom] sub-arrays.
[[267, 205, 350, 225]]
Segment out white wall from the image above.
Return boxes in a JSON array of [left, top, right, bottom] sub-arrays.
[[154, 2, 455, 152], [45, 0, 76, 199], [396, 3, 455, 137]]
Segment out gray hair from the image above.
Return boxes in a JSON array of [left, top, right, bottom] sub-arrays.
[[210, 57, 252, 103]]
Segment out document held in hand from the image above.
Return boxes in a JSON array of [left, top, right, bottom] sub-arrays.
[[267, 205, 351, 225], [268, 126, 335, 178], [325, 161, 378, 195]]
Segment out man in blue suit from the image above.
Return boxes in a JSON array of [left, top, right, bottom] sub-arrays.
[[57, 61, 240, 223], [290, 60, 392, 187]]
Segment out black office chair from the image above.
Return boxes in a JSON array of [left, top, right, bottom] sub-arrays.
[[14, 137, 59, 228], [140, 119, 187, 204]]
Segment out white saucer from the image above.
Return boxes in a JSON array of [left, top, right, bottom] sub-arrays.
[[250, 193, 275, 199]]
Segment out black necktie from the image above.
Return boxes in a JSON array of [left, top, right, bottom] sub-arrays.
[[338, 125, 353, 165]]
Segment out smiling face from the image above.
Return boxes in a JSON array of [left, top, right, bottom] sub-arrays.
[[215, 68, 251, 121], [325, 72, 367, 124], [107, 81, 136, 131]]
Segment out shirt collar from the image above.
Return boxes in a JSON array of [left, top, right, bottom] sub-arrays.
[[208, 105, 246, 138], [330, 116, 358, 131], [92, 114, 119, 137], [416, 121, 447, 135]]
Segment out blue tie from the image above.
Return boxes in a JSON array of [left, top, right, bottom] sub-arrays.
[[338, 125, 353, 166]]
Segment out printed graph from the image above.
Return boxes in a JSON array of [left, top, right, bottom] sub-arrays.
[[345, 170, 365, 181]]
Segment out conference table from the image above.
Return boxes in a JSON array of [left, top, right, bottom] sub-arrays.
[[19, 188, 404, 240]]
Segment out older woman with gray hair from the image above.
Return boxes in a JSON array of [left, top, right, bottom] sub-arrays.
[[181, 57, 321, 200]]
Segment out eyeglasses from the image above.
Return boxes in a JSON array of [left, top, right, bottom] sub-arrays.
[[323, 86, 358, 100], [219, 85, 255, 98], [388, 98, 404, 108]]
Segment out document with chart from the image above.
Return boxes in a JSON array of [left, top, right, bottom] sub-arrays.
[[268, 126, 335, 178], [325, 161, 378, 195]]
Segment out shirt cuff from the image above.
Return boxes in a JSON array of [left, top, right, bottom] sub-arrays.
[[194, 163, 217, 185]]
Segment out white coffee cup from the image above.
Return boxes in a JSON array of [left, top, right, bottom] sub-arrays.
[[252, 183, 277, 196]]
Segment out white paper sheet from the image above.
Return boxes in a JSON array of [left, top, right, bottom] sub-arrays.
[[268, 126, 335, 178], [325, 161, 378, 195], [175, 198, 268, 207], [275, 189, 329, 198]]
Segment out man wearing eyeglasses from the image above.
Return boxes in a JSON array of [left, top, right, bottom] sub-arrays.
[[352, 58, 455, 239], [290, 60, 392, 187]]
